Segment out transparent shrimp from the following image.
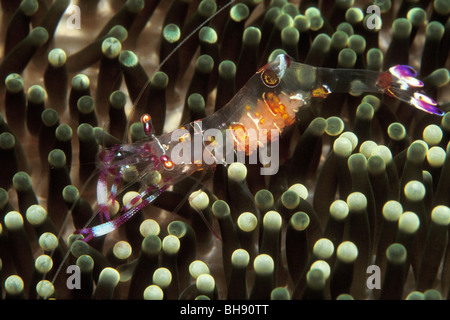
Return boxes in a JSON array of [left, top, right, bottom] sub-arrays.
[[73, 53, 445, 242]]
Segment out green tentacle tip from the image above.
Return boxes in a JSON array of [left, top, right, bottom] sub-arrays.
[[434, 0, 450, 15], [26, 205, 48, 226], [198, 0, 217, 17], [71, 74, 90, 90], [77, 123, 95, 141], [219, 60, 236, 78], [113, 241, 132, 260], [187, 93, 205, 112], [356, 102, 374, 120], [152, 268, 172, 289], [110, 90, 127, 108], [163, 24, 181, 43], [271, 287, 291, 300], [77, 95, 95, 114], [140, 219, 160, 237], [107, 25, 128, 42], [243, 26, 261, 45], [5, 275, 24, 295], [431, 205, 450, 226], [55, 124, 73, 142], [255, 189, 274, 210], [101, 37, 122, 59], [118, 50, 139, 68], [76, 254, 94, 272], [195, 54, 214, 73], [150, 71, 169, 89], [305, 7, 323, 31], [426, 21, 445, 40], [230, 3, 249, 22], [330, 200, 349, 221], [392, 18, 412, 37], [227, 162, 247, 181], [30, 26, 49, 46], [424, 68, 450, 87], [48, 149, 66, 167], [20, 0, 39, 16], [406, 291, 424, 300], [345, 7, 364, 24], [189, 190, 209, 211], [237, 212, 258, 232], [144, 285, 164, 300], [5, 73, 24, 93], [337, 241, 358, 263], [168, 220, 188, 238], [0, 188, 9, 209], [281, 190, 300, 210], [98, 267, 120, 287], [331, 31, 349, 49], [0, 132, 15, 150], [212, 200, 231, 218], [313, 238, 334, 260], [293, 15, 310, 32], [196, 274, 215, 294], [290, 211, 310, 231], [231, 249, 250, 267], [306, 268, 326, 289], [254, 254, 274, 275], [48, 48, 67, 67], [142, 234, 162, 255], [4, 211, 24, 231], [407, 140, 428, 162], [39, 232, 59, 251], [35, 254, 53, 273], [263, 210, 282, 231], [386, 243, 407, 264], [398, 211, 420, 234], [407, 8, 427, 27], [338, 48, 357, 68], [125, 0, 145, 13], [325, 116, 344, 136], [41, 108, 59, 126], [388, 122, 406, 141], [347, 192, 367, 212]]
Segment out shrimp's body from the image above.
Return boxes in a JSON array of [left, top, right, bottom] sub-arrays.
[[75, 54, 444, 241]]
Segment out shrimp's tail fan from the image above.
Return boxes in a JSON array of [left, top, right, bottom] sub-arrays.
[[381, 65, 445, 116]]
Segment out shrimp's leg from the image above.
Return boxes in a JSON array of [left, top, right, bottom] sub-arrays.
[[75, 185, 166, 241], [96, 161, 111, 223], [96, 146, 124, 223]]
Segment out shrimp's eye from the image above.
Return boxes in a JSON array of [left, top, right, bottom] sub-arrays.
[[163, 160, 174, 171], [261, 68, 280, 88], [141, 114, 153, 136]]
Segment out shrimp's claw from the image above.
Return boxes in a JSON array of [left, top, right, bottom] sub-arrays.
[[384, 65, 445, 116]]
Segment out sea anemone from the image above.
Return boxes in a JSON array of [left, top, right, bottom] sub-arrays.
[[0, 0, 449, 301]]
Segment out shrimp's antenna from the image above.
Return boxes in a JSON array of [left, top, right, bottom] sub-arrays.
[[132, 0, 237, 110]]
